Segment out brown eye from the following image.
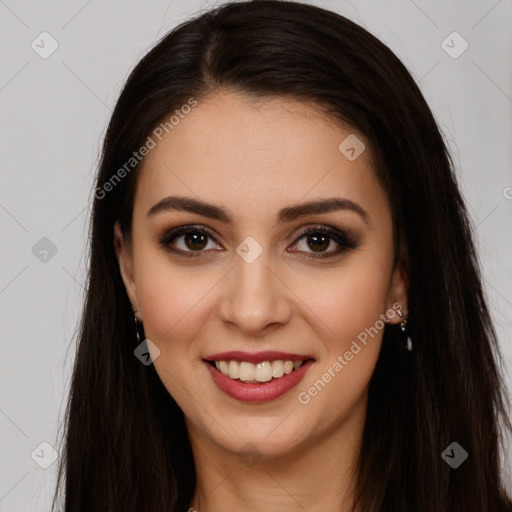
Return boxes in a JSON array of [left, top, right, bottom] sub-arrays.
[[182, 232, 209, 251], [158, 225, 222, 257], [304, 233, 331, 252], [289, 226, 358, 259], [158, 224, 358, 260]]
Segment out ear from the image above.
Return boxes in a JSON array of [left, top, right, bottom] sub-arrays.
[[386, 258, 409, 326], [113, 220, 140, 319]]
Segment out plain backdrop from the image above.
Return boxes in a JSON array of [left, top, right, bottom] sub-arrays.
[[0, 1, 511, 510]]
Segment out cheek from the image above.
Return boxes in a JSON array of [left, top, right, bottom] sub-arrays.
[[300, 248, 394, 404], [310, 260, 393, 343], [132, 248, 211, 346], [297, 274, 389, 426], [133, 257, 210, 405]]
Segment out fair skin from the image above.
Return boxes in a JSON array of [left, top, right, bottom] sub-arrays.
[[114, 92, 407, 512]]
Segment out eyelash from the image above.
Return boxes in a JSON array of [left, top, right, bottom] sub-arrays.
[[157, 224, 358, 260]]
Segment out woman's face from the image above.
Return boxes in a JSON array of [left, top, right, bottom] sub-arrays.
[[115, 92, 407, 460]]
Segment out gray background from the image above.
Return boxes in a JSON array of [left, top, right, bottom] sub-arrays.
[[1, 0, 511, 510]]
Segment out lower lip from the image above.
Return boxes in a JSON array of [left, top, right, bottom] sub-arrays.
[[204, 359, 314, 403]]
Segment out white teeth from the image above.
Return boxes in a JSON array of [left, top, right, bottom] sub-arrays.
[[239, 362, 255, 382], [211, 359, 306, 383], [272, 360, 284, 378], [255, 361, 273, 382], [283, 360, 294, 374], [219, 360, 229, 375], [228, 360, 239, 379]]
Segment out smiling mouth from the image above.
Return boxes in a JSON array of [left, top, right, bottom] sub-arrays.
[[204, 358, 315, 384]]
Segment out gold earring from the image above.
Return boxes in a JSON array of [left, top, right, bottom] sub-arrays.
[[396, 306, 408, 332], [396, 306, 412, 351], [133, 309, 142, 343]]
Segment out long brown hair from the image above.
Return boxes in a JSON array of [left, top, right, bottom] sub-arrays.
[[53, 1, 512, 510]]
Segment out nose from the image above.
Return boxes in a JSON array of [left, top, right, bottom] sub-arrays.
[[217, 248, 292, 336]]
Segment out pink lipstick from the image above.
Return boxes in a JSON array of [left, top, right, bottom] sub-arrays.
[[203, 351, 314, 402]]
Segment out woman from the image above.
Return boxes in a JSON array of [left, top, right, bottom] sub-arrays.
[[53, 1, 512, 511]]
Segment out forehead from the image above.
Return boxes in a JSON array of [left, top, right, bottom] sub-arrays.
[[133, 92, 388, 226]]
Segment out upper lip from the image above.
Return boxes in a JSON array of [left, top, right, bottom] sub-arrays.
[[204, 351, 313, 364]]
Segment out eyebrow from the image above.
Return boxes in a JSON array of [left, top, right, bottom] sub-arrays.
[[147, 195, 371, 227]]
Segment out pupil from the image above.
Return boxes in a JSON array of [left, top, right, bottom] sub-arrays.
[[308, 234, 328, 252], [185, 232, 207, 250]]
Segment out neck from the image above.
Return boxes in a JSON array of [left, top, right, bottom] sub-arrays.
[[186, 399, 366, 512]]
